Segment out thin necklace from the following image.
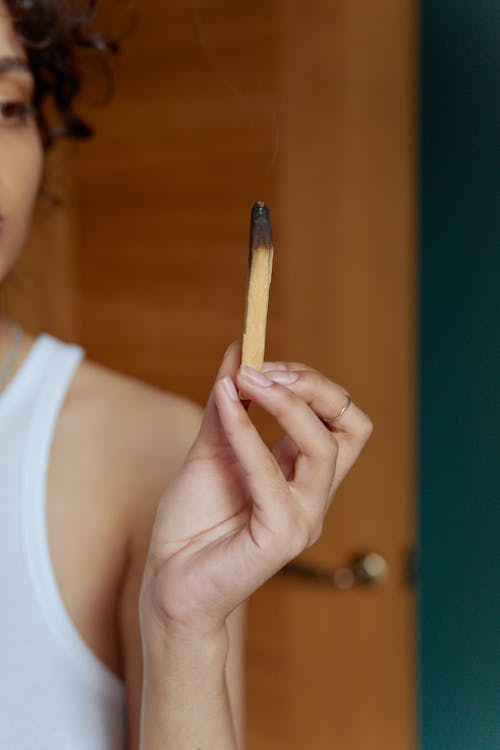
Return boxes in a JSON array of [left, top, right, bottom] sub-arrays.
[[0, 322, 23, 391]]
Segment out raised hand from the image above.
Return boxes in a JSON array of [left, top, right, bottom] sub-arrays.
[[140, 340, 373, 640]]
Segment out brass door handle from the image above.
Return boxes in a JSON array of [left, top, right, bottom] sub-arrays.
[[280, 552, 389, 590]]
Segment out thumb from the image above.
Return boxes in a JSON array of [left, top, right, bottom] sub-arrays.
[[191, 340, 249, 453]]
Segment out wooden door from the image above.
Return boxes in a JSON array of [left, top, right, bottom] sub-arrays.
[[13, 1, 417, 747]]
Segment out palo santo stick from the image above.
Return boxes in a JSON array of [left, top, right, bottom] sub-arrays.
[[241, 201, 274, 371]]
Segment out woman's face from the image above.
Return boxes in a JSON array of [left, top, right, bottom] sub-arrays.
[[0, 1, 43, 286]]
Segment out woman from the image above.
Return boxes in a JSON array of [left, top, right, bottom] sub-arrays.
[[0, 2, 373, 748]]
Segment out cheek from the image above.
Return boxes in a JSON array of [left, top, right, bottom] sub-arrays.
[[5, 131, 44, 230], [13, 132, 44, 212], [0, 130, 44, 272]]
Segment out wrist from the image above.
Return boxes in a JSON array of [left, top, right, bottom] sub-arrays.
[[142, 622, 230, 694], [140, 587, 230, 661], [139, 604, 237, 750]]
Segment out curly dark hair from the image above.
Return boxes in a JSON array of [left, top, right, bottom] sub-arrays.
[[6, 0, 136, 151]]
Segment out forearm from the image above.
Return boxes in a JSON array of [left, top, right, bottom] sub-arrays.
[[139, 622, 238, 750]]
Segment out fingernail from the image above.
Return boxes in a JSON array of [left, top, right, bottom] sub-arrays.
[[262, 361, 287, 372], [223, 341, 235, 358], [221, 375, 240, 401], [239, 364, 273, 387], [266, 370, 299, 384]]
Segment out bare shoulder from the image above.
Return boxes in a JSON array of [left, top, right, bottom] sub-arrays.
[[64, 352, 205, 576], [74, 355, 204, 445], [71, 356, 204, 504], [64, 354, 205, 565]]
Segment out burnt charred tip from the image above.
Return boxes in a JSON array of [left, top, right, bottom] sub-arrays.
[[251, 201, 269, 221], [250, 201, 272, 252]]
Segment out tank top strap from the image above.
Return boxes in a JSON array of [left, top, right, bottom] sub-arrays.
[[0, 331, 126, 747], [32, 332, 86, 415], [0, 332, 47, 419], [21, 333, 125, 696], [0, 332, 84, 420]]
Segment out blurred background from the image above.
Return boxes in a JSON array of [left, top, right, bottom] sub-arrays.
[[2, 1, 497, 748]]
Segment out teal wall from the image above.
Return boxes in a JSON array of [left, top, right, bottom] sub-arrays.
[[418, 1, 499, 749]]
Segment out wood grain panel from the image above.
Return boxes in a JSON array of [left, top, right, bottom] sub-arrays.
[[72, 0, 283, 405]]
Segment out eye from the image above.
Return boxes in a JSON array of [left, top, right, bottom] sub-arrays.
[[0, 101, 37, 126]]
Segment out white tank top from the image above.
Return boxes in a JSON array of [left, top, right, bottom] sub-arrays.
[[0, 332, 126, 749]]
